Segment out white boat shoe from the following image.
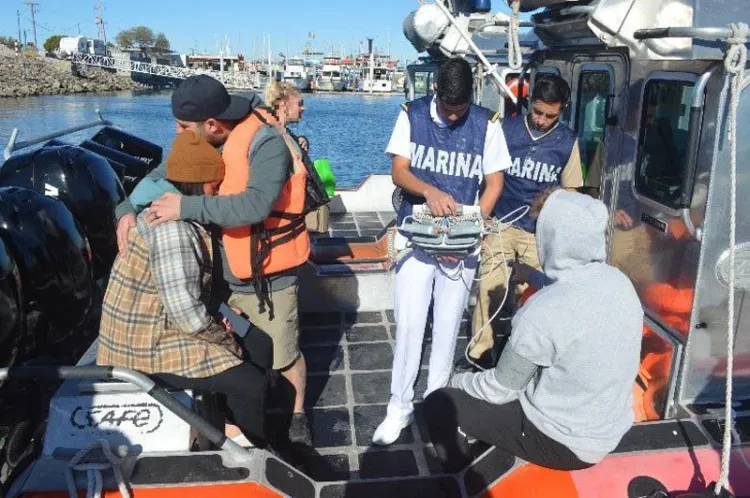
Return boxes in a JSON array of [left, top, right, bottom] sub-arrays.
[[372, 403, 414, 446]]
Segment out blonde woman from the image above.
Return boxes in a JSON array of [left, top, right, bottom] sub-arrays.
[[265, 81, 306, 152], [265, 81, 330, 235]]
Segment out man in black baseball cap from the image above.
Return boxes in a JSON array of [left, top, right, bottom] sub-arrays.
[[115, 74, 269, 253], [170, 75, 252, 146], [172, 74, 252, 122]]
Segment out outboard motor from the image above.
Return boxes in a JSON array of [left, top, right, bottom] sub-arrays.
[[79, 139, 144, 195], [90, 126, 162, 174], [0, 237, 23, 371], [82, 127, 161, 195], [0, 187, 93, 346], [0, 145, 126, 279]]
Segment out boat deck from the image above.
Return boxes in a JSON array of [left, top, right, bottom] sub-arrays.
[[266, 307, 489, 484]]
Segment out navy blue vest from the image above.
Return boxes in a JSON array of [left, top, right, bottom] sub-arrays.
[[494, 115, 577, 233], [397, 96, 490, 224]]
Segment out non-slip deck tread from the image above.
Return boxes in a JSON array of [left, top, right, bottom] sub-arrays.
[[267, 309, 460, 482]]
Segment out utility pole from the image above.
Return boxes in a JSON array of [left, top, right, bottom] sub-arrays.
[[16, 10, 22, 44], [95, 1, 108, 45], [23, 29, 28, 48], [25, 1, 39, 50], [77, 23, 81, 35]]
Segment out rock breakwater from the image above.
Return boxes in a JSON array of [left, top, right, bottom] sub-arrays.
[[0, 47, 167, 98]]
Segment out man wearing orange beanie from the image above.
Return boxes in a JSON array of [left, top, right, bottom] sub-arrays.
[[99, 130, 270, 448]]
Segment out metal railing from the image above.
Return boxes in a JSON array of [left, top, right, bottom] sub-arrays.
[[2, 109, 111, 163], [0, 366, 251, 456], [71, 53, 260, 90]]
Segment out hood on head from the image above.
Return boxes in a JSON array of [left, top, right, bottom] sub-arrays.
[[536, 189, 608, 280]]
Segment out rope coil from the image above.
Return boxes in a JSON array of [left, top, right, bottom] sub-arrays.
[[66, 439, 131, 498], [508, 0, 524, 71], [715, 22, 748, 496]]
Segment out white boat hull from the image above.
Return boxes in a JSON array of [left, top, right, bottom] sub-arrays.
[[317, 78, 346, 92], [283, 76, 308, 92], [361, 79, 394, 93]]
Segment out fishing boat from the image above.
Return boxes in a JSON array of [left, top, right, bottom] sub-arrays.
[[317, 57, 346, 92], [2, 0, 750, 496], [282, 57, 309, 92]]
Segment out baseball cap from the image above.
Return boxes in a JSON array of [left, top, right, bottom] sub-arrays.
[[171, 75, 251, 122]]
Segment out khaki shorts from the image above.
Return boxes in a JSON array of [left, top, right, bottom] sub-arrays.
[[228, 284, 300, 370]]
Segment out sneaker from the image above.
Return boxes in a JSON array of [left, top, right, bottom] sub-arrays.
[[231, 433, 255, 448], [288, 412, 313, 446], [372, 404, 414, 446]]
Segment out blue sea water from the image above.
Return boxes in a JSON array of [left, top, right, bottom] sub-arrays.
[[0, 91, 403, 187]]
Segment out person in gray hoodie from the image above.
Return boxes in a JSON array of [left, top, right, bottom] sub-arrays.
[[423, 188, 642, 472]]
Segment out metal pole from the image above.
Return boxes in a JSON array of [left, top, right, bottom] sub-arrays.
[[633, 26, 735, 41], [3, 109, 111, 162], [431, 0, 518, 104], [0, 366, 250, 457], [16, 10, 22, 45]]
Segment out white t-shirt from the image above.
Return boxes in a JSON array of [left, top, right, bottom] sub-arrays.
[[385, 96, 512, 177]]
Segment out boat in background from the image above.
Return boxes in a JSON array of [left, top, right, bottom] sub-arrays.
[[282, 57, 309, 92], [317, 56, 346, 92]]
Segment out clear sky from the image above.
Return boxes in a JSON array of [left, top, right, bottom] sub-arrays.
[[1, 0, 518, 63]]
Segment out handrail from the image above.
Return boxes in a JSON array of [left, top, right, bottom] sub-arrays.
[[0, 366, 250, 457], [678, 69, 714, 241], [476, 19, 535, 32], [634, 27, 738, 42], [2, 109, 112, 163]]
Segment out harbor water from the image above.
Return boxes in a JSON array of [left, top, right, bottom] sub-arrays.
[[0, 91, 404, 188]]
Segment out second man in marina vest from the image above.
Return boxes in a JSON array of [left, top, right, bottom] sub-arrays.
[[373, 57, 510, 446], [465, 74, 584, 369]]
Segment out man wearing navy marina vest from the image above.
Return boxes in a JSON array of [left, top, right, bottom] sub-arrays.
[[373, 57, 509, 446], [466, 74, 584, 369]]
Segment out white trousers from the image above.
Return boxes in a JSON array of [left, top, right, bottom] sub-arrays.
[[389, 249, 478, 412]]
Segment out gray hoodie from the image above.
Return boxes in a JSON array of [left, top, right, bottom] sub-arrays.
[[452, 189, 642, 463]]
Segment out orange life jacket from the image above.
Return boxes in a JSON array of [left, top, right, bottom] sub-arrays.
[[219, 109, 310, 281]]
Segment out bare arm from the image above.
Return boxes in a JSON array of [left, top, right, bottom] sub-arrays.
[[478, 172, 503, 218], [391, 155, 458, 216]]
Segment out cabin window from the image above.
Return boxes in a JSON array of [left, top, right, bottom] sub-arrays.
[[636, 79, 694, 206], [576, 70, 611, 183]]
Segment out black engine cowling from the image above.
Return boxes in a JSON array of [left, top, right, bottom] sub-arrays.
[[0, 237, 23, 369], [0, 145, 126, 279], [0, 187, 93, 342]]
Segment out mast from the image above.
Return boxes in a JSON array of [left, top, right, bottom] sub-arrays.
[[368, 38, 374, 94]]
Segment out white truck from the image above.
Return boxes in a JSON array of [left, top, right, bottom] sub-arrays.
[[57, 36, 107, 59]]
